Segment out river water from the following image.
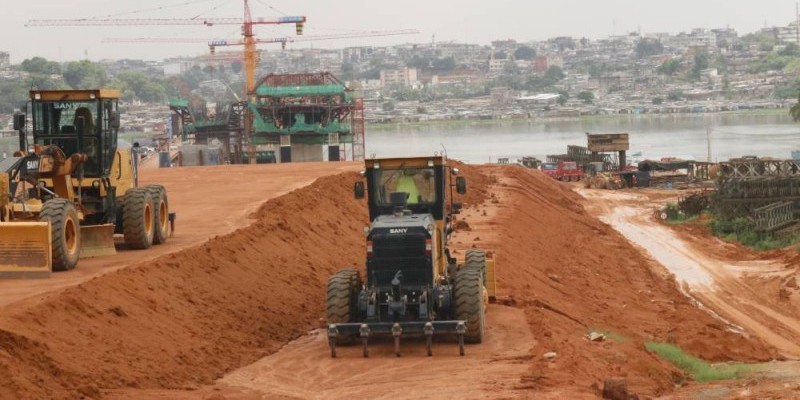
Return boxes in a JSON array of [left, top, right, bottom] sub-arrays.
[[365, 113, 800, 164], [3, 113, 796, 164]]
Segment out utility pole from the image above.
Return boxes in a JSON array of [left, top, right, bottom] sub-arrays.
[[706, 124, 712, 163]]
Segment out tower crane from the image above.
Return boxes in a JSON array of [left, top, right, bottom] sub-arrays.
[[103, 29, 419, 50], [102, 29, 419, 68], [26, 0, 305, 97]]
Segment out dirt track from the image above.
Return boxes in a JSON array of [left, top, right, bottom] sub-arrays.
[[0, 163, 786, 399], [580, 188, 800, 359]]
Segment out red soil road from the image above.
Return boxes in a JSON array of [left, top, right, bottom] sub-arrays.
[[0, 162, 360, 309], [0, 163, 779, 399]]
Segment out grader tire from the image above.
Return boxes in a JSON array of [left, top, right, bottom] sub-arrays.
[[39, 198, 80, 271], [326, 268, 361, 345], [465, 248, 488, 283], [145, 184, 169, 245], [455, 267, 485, 344], [123, 188, 155, 250]]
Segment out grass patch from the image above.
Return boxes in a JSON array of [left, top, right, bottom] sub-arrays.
[[645, 342, 752, 381], [710, 217, 800, 250], [586, 328, 628, 343], [666, 214, 698, 225]]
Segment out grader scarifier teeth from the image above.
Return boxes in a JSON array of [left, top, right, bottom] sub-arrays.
[[326, 321, 467, 358]]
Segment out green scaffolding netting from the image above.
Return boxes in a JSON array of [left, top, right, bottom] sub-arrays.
[[168, 98, 189, 108], [254, 84, 350, 100], [249, 104, 351, 135]]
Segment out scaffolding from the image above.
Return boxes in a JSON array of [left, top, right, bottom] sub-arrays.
[[249, 72, 364, 161]]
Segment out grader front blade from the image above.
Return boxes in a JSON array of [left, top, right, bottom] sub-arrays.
[[79, 224, 117, 258], [0, 222, 52, 279]]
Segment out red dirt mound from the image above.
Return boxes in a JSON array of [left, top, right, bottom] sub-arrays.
[[0, 172, 370, 399], [453, 165, 777, 397]]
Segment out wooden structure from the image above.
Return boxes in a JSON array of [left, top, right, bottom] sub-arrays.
[[713, 158, 800, 221], [587, 133, 629, 170]]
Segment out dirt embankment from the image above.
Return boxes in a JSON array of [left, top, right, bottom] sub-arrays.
[[455, 166, 777, 397], [0, 162, 779, 399], [0, 172, 371, 399]]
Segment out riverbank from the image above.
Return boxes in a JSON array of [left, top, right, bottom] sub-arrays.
[[367, 108, 793, 130]]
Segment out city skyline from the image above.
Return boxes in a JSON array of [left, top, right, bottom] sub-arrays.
[[2, 0, 798, 62]]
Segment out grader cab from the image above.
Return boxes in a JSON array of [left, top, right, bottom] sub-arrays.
[[0, 89, 172, 277], [325, 156, 496, 357]]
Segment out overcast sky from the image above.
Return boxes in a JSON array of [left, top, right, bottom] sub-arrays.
[[2, 0, 797, 62]]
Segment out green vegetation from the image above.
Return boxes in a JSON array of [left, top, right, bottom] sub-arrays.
[[557, 90, 569, 106], [645, 342, 752, 381], [577, 91, 595, 104], [513, 46, 537, 60], [710, 217, 800, 250], [657, 58, 680, 76], [0, 56, 244, 113], [741, 31, 779, 52], [791, 90, 800, 122], [661, 202, 699, 224], [689, 51, 710, 81], [635, 38, 664, 58]]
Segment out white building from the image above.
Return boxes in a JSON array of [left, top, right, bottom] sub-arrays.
[[379, 67, 418, 88], [163, 59, 195, 76]]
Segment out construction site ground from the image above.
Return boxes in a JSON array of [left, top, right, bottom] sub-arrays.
[[1, 162, 799, 399]]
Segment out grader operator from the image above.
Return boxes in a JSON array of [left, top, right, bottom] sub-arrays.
[[0, 89, 171, 277], [325, 156, 496, 357]]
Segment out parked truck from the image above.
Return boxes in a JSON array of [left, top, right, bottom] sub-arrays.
[[541, 161, 582, 182]]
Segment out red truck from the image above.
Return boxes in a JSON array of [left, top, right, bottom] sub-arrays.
[[541, 161, 583, 182]]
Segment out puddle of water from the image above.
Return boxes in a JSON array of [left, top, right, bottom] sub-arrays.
[[600, 206, 714, 287]]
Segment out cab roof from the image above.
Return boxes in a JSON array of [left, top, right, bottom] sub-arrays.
[[364, 156, 446, 169], [29, 89, 121, 101]]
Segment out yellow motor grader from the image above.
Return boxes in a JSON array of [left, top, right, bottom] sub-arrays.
[[325, 156, 496, 357], [0, 89, 171, 278]]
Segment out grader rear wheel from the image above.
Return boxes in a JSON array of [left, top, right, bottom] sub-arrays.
[[455, 267, 485, 344], [123, 188, 155, 250], [326, 268, 362, 345], [145, 184, 169, 245], [39, 198, 80, 271]]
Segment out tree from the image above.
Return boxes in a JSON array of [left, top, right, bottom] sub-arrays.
[[779, 43, 800, 57], [791, 92, 800, 122], [577, 91, 594, 104], [690, 51, 710, 80], [657, 59, 680, 76], [432, 57, 456, 72], [557, 90, 569, 105], [20, 57, 61, 75], [635, 38, 664, 58], [667, 90, 684, 101], [63, 60, 107, 89], [381, 101, 395, 112], [0, 80, 28, 113], [514, 46, 537, 60], [544, 66, 565, 83], [652, 97, 664, 105]]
